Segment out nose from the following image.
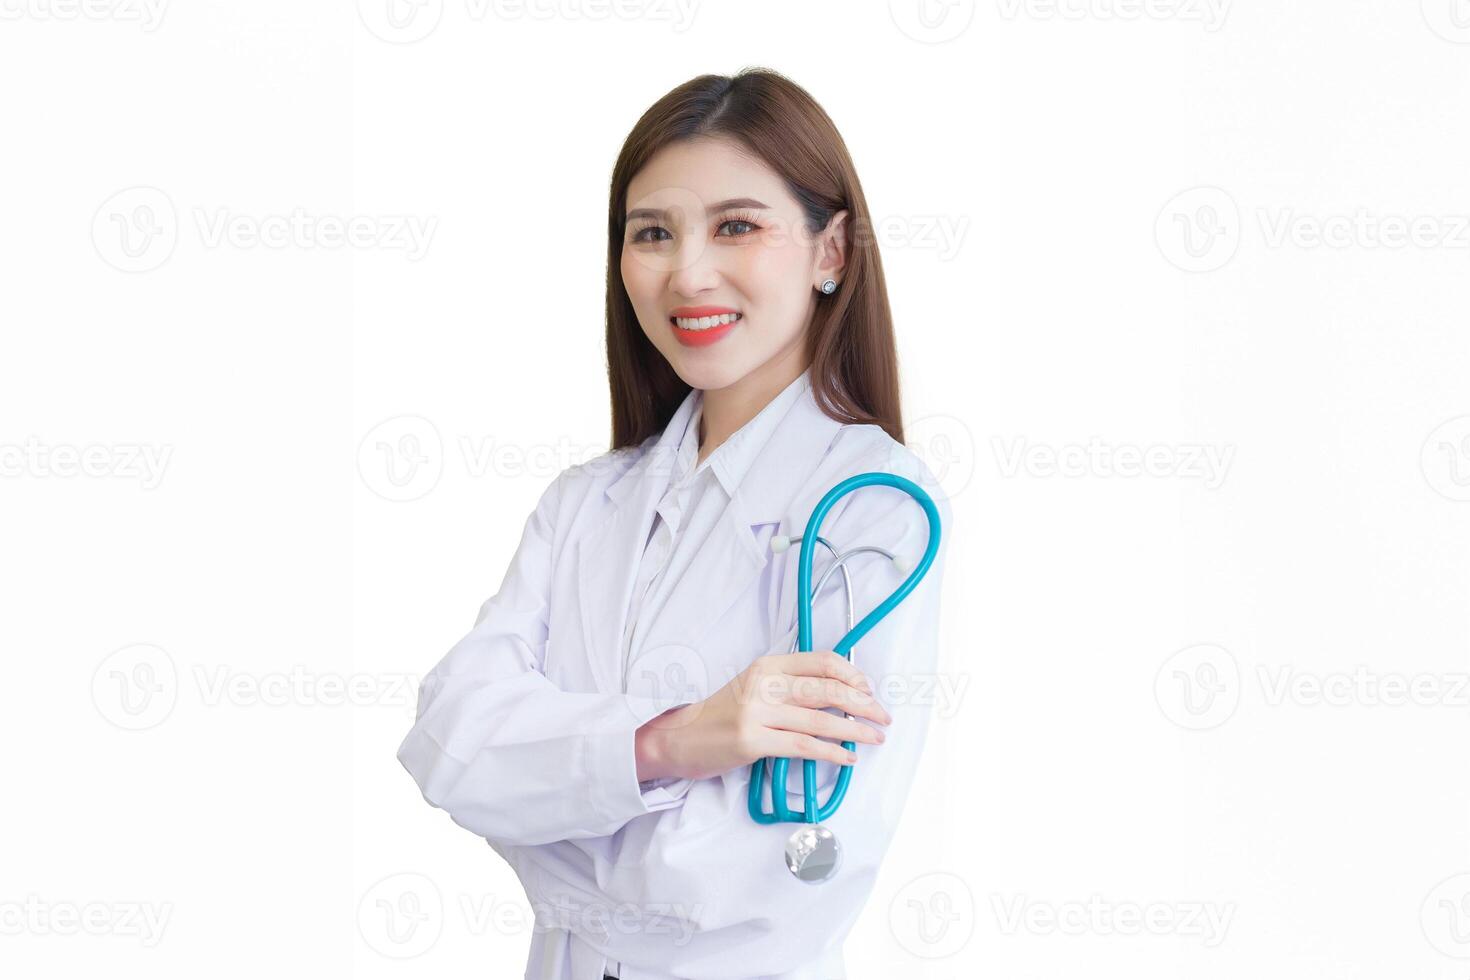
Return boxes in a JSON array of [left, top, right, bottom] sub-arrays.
[[667, 235, 721, 299]]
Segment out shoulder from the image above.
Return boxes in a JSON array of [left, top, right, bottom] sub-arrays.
[[800, 420, 954, 530], [558, 442, 644, 495], [828, 422, 940, 486], [527, 438, 650, 524]]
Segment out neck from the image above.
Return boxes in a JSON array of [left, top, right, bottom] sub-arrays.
[[696, 347, 808, 467]]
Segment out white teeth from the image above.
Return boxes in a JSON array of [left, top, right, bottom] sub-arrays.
[[672, 312, 742, 331]]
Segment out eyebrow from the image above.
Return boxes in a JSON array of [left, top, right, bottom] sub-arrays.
[[625, 197, 771, 223]]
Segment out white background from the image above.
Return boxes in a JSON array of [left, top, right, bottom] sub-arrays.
[[2, 1, 1467, 977]]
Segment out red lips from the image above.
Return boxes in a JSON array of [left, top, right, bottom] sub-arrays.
[[669, 307, 742, 348]]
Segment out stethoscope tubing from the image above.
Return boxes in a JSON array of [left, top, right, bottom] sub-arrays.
[[747, 471, 943, 826]]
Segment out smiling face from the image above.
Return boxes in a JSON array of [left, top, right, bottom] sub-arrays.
[[620, 136, 846, 394]]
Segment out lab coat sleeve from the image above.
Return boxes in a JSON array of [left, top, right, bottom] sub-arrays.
[[396, 470, 700, 847], [587, 448, 955, 971]]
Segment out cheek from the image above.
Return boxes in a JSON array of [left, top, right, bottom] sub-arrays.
[[748, 227, 807, 274], [619, 251, 659, 326], [618, 249, 644, 299], [739, 235, 809, 323]]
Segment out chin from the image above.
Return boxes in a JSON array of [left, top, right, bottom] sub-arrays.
[[665, 355, 752, 393]]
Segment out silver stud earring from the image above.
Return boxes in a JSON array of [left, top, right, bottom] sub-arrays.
[[820, 278, 837, 295]]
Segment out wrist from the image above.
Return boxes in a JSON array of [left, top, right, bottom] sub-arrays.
[[634, 705, 685, 782]]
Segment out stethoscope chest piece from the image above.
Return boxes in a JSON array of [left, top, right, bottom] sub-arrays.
[[785, 824, 842, 884]]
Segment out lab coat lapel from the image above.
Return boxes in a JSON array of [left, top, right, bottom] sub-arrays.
[[576, 379, 845, 693], [574, 392, 698, 694]]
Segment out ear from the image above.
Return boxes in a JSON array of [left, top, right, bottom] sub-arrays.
[[814, 209, 850, 288]]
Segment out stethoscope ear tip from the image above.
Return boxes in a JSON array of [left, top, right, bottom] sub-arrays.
[[770, 534, 792, 554], [891, 554, 913, 576]]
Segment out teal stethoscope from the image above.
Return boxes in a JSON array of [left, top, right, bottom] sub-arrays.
[[747, 471, 943, 884]]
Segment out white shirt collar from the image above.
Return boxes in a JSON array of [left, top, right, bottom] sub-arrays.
[[670, 369, 812, 496], [604, 365, 845, 524]]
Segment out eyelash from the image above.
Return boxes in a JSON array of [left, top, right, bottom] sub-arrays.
[[630, 211, 763, 244]]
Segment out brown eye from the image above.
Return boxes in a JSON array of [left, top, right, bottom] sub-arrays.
[[631, 225, 671, 244], [717, 219, 758, 237]]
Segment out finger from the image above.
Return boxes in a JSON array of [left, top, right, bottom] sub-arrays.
[[785, 676, 892, 727], [782, 732, 859, 768], [779, 650, 872, 693], [768, 704, 885, 746]]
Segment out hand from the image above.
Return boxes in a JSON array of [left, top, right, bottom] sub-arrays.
[[634, 651, 893, 783]]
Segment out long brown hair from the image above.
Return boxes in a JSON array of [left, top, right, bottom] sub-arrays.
[[605, 67, 905, 449]]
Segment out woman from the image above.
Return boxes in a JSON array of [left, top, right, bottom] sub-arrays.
[[397, 68, 953, 980]]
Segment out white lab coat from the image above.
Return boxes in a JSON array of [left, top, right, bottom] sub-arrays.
[[397, 372, 953, 980]]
